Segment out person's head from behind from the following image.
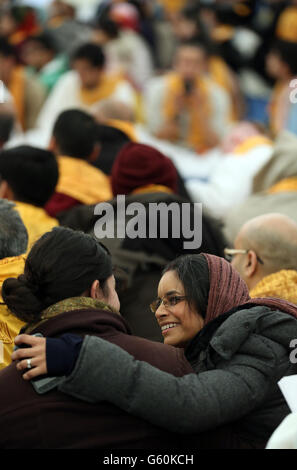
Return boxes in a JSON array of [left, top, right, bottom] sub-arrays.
[[229, 213, 297, 291], [0, 38, 17, 84], [266, 40, 297, 80], [2, 227, 120, 323], [92, 19, 119, 46], [50, 109, 99, 161], [151, 253, 250, 348], [0, 105, 15, 149], [0, 199, 28, 260], [72, 43, 105, 89], [111, 143, 178, 196], [92, 99, 135, 124], [22, 32, 58, 71], [174, 40, 208, 84], [0, 146, 58, 208], [220, 121, 267, 154]]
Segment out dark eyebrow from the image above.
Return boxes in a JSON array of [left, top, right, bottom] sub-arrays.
[[165, 290, 182, 296]]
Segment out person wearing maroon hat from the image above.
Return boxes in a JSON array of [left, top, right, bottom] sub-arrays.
[[111, 142, 178, 196]]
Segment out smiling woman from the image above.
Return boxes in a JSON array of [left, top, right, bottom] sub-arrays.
[[151, 257, 208, 347]]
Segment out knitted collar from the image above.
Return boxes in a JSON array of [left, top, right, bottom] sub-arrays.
[[24, 297, 116, 334]]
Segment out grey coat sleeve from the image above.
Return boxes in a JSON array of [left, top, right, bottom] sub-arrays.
[[57, 335, 276, 433]]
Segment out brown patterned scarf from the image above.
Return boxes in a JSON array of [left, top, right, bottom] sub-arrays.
[[202, 254, 297, 325]]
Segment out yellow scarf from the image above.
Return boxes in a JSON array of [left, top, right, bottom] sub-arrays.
[[15, 202, 58, 250], [23, 296, 116, 334], [8, 66, 25, 130], [276, 7, 297, 42], [163, 73, 212, 152], [106, 119, 138, 142], [79, 74, 121, 106], [0, 256, 26, 370], [131, 184, 174, 196], [57, 156, 112, 205], [233, 135, 273, 156], [250, 270, 297, 305], [267, 177, 297, 195], [157, 0, 187, 14], [208, 56, 238, 121]]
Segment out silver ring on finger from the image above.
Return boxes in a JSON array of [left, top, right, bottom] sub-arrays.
[[26, 358, 33, 369]]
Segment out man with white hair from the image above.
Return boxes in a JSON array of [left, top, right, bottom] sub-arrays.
[[225, 213, 297, 304], [0, 200, 28, 370]]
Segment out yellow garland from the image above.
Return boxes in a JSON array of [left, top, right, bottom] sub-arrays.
[[79, 74, 122, 106], [57, 156, 112, 205], [267, 177, 297, 195], [131, 184, 174, 196], [163, 73, 212, 152], [250, 270, 297, 305]]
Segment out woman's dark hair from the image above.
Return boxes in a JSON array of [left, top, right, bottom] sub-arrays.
[[2, 227, 113, 323], [163, 254, 210, 319]]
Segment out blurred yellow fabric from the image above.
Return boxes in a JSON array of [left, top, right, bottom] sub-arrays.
[[0, 256, 26, 370]]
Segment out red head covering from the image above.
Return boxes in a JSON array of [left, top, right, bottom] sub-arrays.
[[111, 143, 178, 196], [202, 253, 297, 324], [110, 3, 140, 32]]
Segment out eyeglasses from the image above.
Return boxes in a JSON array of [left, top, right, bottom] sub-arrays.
[[150, 295, 187, 314], [224, 248, 264, 265]]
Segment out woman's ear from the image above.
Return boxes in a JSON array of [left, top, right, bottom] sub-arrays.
[[90, 280, 101, 300]]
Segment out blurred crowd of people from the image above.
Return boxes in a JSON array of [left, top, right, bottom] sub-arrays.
[[0, 0, 297, 450]]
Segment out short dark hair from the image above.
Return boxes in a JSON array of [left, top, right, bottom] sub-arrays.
[[0, 37, 16, 59], [2, 227, 113, 322], [53, 109, 98, 160], [72, 42, 105, 68], [25, 32, 58, 53], [0, 113, 15, 145], [94, 124, 131, 174], [94, 19, 119, 40], [0, 146, 58, 207], [163, 254, 210, 319]]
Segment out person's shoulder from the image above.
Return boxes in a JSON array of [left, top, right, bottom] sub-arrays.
[[211, 305, 297, 356], [222, 305, 297, 331]]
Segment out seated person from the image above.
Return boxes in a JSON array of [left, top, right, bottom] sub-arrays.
[[185, 121, 273, 219], [172, 4, 243, 120], [0, 146, 59, 248], [13, 252, 297, 449], [144, 39, 232, 153], [45, 109, 112, 218], [0, 38, 47, 130], [21, 32, 68, 94], [92, 18, 154, 91], [0, 200, 28, 369], [0, 227, 193, 449], [227, 213, 297, 304], [37, 42, 136, 137]]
